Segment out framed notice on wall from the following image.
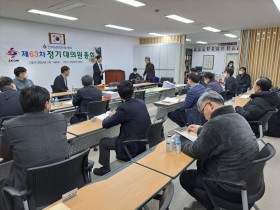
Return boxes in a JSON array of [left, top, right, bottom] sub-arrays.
[[203, 55, 214, 70]]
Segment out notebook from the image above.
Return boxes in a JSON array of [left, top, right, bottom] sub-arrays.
[[174, 130, 197, 142]]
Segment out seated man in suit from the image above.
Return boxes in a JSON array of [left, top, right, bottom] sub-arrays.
[[129, 68, 141, 83], [52, 66, 70, 93], [72, 75, 103, 123], [13, 66, 34, 91], [0, 76, 24, 119], [93, 81, 151, 176], [0, 86, 69, 210], [203, 72, 223, 93], [235, 77, 277, 135], [180, 91, 259, 210], [224, 68, 238, 99], [168, 73, 205, 127]]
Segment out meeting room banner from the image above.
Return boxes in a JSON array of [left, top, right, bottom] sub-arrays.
[[0, 42, 101, 67]]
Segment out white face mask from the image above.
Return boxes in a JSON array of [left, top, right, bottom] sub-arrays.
[[229, 64, 233, 67], [133, 72, 137, 74], [25, 74, 28, 79], [224, 73, 227, 78]]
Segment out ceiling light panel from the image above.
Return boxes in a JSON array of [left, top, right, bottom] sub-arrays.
[[224, 33, 238, 38], [185, 39, 191, 41], [148, 33, 167, 37], [115, 0, 145, 7], [105, 24, 134, 31], [196, 41, 208, 44], [165, 15, 194, 24], [27, 9, 78, 20], [273, 0, 280, 12], [203, 26, 221, 32]]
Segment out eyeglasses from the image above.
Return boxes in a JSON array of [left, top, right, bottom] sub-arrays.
[[200, 102, 209, 116]]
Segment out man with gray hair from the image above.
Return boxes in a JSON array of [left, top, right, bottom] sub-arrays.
[[180, 91, 259, 210], [143, 57, 155, 81], [71, 75, 102, 123]]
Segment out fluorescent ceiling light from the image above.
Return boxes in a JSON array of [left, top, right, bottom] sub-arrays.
[[148, 33, 167, 37], [27, 9, 78, 20], [186, 38, 191, 41], [224, 33, 238, 38], [105, 24, 134, 31], [196, 41, 208, 44], [115, 0, 145, 7], [203, 26, 221, 32], [273, 0, 280, 12], [165, 15, 194, 24]]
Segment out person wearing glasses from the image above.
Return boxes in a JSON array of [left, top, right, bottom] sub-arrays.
[[179, 91, 259, 210]]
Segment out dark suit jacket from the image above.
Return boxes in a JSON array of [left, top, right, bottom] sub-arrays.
[[225, 76, 238, 99], [72, 86, 102, 113], [143, 62, 155, 81], [53, 74, 68, 93], [0, 87, 24, 119], [93, 62, 103, 85], [0, 112, 70, 191], [102, 98, 151, 160], [236, 73, 251, 92]]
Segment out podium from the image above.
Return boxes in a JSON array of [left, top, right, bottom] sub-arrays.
[[105, 69, 125, 85]]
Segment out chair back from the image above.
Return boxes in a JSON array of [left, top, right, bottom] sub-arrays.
[[25, 149, 91, 209], [161, 88, 176, 99], [87, 100, 109, 119], [109, 82, 120, 87], [220, 90, 229, 101], [246, 143, 276, 204], [259, 109, 278, 134], [159, 182, 174, 210], [178, 87, 189, 96], [134, 90, 146, 101], [135, 79, 145, 84], [146, 121, 165, 148], [236, 85, 244, 96], [160, 77, 174, 83]]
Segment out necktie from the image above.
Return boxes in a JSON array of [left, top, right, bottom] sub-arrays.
[[99, 63, 103, 71], [65, 78, 68, 88]]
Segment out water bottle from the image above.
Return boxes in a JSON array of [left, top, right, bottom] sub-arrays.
[[231, 97, 235, 106], [54, 97, 59, 106], [172, 134, 181, 154], [174, 135, 181, 154], [166, 135, 172, 152]]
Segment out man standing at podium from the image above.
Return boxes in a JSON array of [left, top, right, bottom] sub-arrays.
[[143, 57, 155, 81], [93, 55, 104, 85]]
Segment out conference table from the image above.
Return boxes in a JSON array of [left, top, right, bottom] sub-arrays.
[[132, 141, 194, 179], [66, 119, 120, 156], [45, 162, 171, 210], [50, 91, 77, 98], [153, 94, 186, 122]]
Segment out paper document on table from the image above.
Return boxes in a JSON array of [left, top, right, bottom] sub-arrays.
[[240, 95, 250, 98], [96, 111, 111, 120], [175, 130, 197, 142], [47, 203, 70, 210], [162, 97, 179, 103]]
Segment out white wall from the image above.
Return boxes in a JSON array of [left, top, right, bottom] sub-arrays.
[[192, 50, 239, 76], [0, 18, 139, 91], [133, 43, 181, 83]]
